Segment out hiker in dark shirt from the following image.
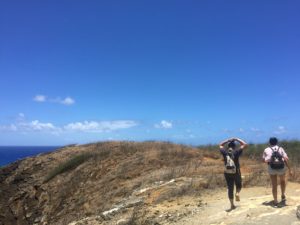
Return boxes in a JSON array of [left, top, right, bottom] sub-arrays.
[[219, 137, 248, 210]]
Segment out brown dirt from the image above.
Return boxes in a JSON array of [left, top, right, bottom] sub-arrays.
[[1, 141, 297, 225]]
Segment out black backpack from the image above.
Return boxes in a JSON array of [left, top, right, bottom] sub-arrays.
[[270, 147, 285, 169]]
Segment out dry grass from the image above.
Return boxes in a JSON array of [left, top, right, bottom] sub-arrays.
[[16, 141, 277, 225], [3, 140, 300, 225], [126, 207, 150, 225], [44, 152, 96, 182]]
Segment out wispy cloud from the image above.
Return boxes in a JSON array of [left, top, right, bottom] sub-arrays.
[[60, 97, 75, 105], [16, 113, 26, 122], [154, 120, 173, 129], [222, 128, 232, 133], [33, 95, 47, 102], [20, 120, 57, 131], [3, 113, 57, 132], [274, 126, 287, 134], [51, 97, 75, 105], [0, 120, 58, 132], [33, 95, 75, 105], [18, 113, 25, 118], [0, 116, 138, 134], [64, 120, 138, 132], [172, 133, 196, 139], [251, 127, 261, 132], [0, 124, 18, 131]]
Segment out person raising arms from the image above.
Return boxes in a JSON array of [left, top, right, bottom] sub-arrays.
[[219, 137, 248, 210]]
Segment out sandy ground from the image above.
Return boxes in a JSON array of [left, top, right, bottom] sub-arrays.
[[173, 182, 300, 225]]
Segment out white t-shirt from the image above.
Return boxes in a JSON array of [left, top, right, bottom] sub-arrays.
[[262, 145, 288, 163]]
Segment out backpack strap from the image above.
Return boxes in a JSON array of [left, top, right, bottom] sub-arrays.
[[277, 146, 284, 156], [226, 150, 234, 159], [270, 146, 280, 152]]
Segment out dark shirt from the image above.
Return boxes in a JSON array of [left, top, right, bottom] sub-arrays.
[[220, 148, 243, 169]]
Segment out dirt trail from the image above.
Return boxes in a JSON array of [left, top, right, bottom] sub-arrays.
[[173, 182, 300, 225]]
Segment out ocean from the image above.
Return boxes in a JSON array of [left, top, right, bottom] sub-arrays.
[[0, 146, 61, 167]]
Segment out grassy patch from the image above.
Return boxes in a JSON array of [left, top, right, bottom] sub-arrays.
[[44, 152, 96, 183]]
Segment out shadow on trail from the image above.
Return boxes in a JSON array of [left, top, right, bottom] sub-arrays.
[[225, 206, 237, 212], [262, 200, 287, 208]]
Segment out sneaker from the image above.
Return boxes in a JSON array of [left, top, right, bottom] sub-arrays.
[[281, 195, 286, 201], [272, 201, 278, 208], [235, 193, 240, 202]]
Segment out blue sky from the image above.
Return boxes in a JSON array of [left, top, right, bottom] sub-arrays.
[[0, 1, 299, 145]]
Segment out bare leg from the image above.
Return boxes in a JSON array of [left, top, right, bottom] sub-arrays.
[[279, 174, 286, 199], [270, 175, 278, 204], [235, 192, 240, 201]]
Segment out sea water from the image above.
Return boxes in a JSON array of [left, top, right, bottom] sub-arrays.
[[0, 146, 60, 167]]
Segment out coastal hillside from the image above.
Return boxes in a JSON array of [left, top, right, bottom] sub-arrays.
[[0, 141, 299, 225]]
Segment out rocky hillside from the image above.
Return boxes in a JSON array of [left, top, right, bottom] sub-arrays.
[[0, 141, 270, 225]]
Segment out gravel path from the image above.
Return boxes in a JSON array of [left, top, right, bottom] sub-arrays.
[[175, 182, 300, 225]]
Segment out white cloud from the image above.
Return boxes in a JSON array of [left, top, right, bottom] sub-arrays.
[[14, 120, 60, 132], [18, 113, 25, 118], [274, 126, 287, 134], [154, 120, 173, 129], [251, 127, 261, 132], [28, 120, 56, 131], [189, 134, 195, 138], [33, 95, 47, 102], [0, 124, 18, 131], [0, 114, 138, 135], [51, 97, 75, 105], [60, 97, 75, 105], [0, 114, 57, 132], [64, 120, 138, 132], [10, 124, 18, 131], [33, 95, 75, 106], [0, 115, 138, 134], [16, 113, 26, 122]]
